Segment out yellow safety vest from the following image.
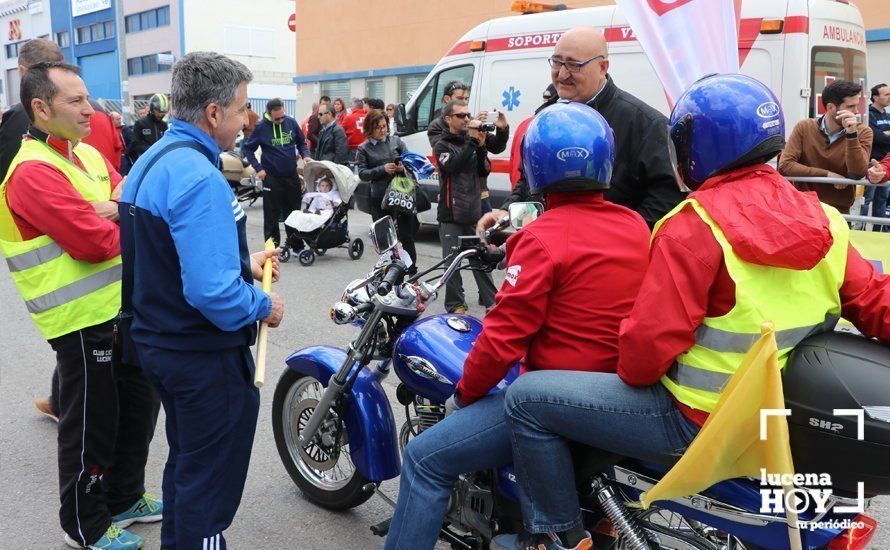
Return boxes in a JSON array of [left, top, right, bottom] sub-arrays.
[[655, 198, 848, 413], [0, 138, 121, 340]]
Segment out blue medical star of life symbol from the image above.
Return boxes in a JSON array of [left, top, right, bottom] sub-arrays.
[[502, 86, 521, 111]]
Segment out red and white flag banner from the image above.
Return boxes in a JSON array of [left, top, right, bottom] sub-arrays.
[[615, 0, 740, 105]]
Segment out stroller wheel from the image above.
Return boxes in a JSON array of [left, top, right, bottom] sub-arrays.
[[279, 247, 291, 263], [298, 249, 316, 266], [349, 238, 364, 260]]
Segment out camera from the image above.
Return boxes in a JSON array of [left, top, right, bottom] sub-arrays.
[[475, 123, 497, 133]]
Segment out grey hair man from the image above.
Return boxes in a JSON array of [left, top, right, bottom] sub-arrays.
[[119, 51, 285, 549]]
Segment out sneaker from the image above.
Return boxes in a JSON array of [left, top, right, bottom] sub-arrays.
[[34, 397, 59, 422], [451, 305, 469, 314], [64, 525, 143, 549], [111, 493, 163, 528], [491, 530, 593, 550]]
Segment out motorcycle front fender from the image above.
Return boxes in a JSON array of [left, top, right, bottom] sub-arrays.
[[285, 345, 401, 482]]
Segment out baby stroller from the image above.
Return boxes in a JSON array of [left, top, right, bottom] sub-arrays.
[[281, 160, 364, 266]]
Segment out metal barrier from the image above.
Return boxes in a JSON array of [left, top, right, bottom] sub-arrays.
[[785, 176, 890, 229]]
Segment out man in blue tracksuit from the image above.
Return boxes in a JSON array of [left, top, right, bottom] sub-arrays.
[[119, 52, 285, 549], [243, 97, 311, 250]]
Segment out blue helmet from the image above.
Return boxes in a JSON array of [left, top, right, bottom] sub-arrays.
[[522, 101, 615, 194], [670, 73, 785, 190]]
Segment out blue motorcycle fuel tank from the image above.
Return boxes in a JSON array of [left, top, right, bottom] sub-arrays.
[[391, 314, 482, 403]]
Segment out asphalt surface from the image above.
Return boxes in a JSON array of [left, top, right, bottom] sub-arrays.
[[1, 206, 888, 549]]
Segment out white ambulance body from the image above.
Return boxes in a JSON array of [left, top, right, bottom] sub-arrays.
[[396, 0, 868, 219]]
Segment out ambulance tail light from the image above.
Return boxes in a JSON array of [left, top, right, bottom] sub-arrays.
[[470, 40, 486, 52], [511, 1, 568, 14], [826, 515, 877, 550], [759, 19, 784, 34]]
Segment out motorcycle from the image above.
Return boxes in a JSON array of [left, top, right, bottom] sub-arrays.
[[219, 148, 261, 206], [271, 207, 890, 550]]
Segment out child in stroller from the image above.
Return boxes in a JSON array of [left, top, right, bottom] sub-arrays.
[[281, 161, 364, 266]]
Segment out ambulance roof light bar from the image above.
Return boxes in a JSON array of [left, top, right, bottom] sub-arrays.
[[511, 1, 568, 14]]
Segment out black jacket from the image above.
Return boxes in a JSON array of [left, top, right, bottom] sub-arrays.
[[357, 135, 407, 198], [434, 129, 491, 224], [869, 104, 890, 161], [428, 115, 509, 194], [131, 114, 168, 159], [316, 122, 350, 165], [503, 76, 685, 227], [0, 103, 29, 182]]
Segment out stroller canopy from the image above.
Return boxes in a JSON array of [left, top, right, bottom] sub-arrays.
[[303, 161, 360, 201]]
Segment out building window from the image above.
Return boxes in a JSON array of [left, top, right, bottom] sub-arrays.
[[4, 40, 24, 59], [75, 20, 114, 45], [223, 26, 275, 58], [321, 80, 351, 102], [54, 31, 70, 48], [127, 52, 172, 77], [365, 79, 384, 101], [125, 6, 170, 34], [398, 73, 428, 104]]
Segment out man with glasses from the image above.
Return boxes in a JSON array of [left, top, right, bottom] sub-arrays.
[[315, 103, 349, 165], [243, 97, 311, 250], [477, 25, 684, 232]]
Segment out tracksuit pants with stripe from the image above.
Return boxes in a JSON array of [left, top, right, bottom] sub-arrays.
[[48, 320, 160, 546], [137, 344, 260, 549]]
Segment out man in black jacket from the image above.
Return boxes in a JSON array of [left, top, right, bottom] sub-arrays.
[[864, 83, 890, 229], [434, 100, 498, 313], [477, 26, 684, 232], [315, 102, 349, 165], [130, 93, 169, 161]]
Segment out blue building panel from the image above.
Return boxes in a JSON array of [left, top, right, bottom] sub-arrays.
[[51, 0, 121, 101]]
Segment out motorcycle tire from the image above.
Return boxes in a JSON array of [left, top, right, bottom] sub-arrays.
[[279, 247, 291, 263], [298, 249, 315, 266], [349, 238, 364, 260], [272, 370, 374, 510]]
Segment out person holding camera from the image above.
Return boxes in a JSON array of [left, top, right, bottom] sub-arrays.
[[356, 109, 418, 267], [433, 99, 499, 314]]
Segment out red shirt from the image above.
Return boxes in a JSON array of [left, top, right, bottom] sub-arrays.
[[877, 152, 890, 183], [5, 133, 122, 263], [341, 109, 367, 150], [82, 110, 125, 171], [509, 117, 533, 187], [456, 191, 651, 405], [618, 165, 890, 425]]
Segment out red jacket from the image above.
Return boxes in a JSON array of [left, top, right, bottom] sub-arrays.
[[341, 108, 367, 150], [5, 133, 122, 263], [618, 164, 890, 425], [456, 191, 651, 405], [509, 116, 533, 187], [877, 152, 890, 183], [82, 110, 124, 171]]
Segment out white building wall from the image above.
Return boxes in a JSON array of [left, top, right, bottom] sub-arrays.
[[868, 41, 890, 91], [0, 0, 52, 109]]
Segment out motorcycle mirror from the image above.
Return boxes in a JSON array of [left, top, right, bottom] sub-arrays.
[[508, 202, 544, 230], [370, 216, 399, 254]]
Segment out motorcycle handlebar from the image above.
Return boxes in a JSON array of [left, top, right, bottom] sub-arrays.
[[377, 260, 407, 296]]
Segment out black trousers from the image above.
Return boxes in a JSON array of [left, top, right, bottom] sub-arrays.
[[49, 320, 160, 546], [369, 198, 419, 269], [262, 172, 304, 249], [438, 222, 498, 312]]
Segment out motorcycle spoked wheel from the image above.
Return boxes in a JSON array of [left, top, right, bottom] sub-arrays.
[[272, 370, 373, 510], [606, 506, 754, 550]]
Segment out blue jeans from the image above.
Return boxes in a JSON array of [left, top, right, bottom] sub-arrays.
[[504, 371, 700, 533], [385, 393, 513, 550], [481, 196, 493, 214], [861, 185, 890, 232]]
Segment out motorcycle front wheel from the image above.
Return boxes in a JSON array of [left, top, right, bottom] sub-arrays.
[[272, 369, 373, 510]]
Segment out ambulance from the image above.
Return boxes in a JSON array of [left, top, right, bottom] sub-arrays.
[[393, 0, 868, 218]]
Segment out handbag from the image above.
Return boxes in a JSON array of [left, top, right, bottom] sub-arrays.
[[381, 173, 417, 215], [415, 184, 432, 213]]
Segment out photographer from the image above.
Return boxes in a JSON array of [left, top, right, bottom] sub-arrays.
[[433, 99, 498, 314]]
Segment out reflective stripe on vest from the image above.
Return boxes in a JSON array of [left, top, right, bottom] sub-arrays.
[[654, 197, 848, 413], [5, 241, 64, 272], [0, 139, 121, 339]]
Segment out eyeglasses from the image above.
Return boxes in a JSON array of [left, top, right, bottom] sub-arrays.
[[375, 124, 388, 131], [548, 55, 606, 73], [449, 112, 471, 119], [273, 115, 285, 122]]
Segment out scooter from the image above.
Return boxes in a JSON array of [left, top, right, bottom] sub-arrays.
[[271, 208, 890, 549], [220, 148, 261, 206]]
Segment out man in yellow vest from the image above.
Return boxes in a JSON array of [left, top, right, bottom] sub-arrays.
[[0, 62, 160, 549], [490, 74, 890, 550]]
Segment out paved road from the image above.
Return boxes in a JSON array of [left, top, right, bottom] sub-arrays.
[[1, 207, 887, 549]]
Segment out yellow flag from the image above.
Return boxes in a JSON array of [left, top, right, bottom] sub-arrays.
[[641, 323, 795, 508]]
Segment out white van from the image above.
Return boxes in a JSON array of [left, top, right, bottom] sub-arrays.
[[390, 0, 868, 219]]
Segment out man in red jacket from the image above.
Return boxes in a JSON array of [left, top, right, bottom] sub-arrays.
[[868, 154, 890, 185], [340, 97, 367, 156], [385, 103, 650, 550], [492, 75, 890, 550]]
